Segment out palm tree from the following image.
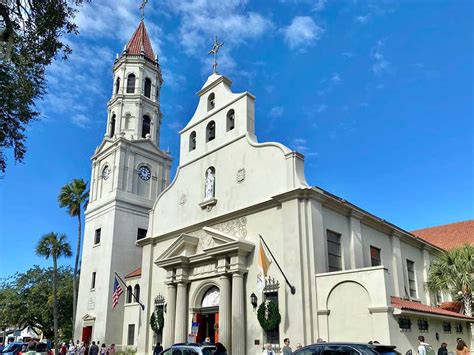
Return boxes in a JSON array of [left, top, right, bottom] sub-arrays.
[[427, 244, 474, 316], [36, 232, 72, 355], [58, 178, 89, 327]]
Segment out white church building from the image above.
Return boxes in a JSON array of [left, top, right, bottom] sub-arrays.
[[74, 20, 473, 354]]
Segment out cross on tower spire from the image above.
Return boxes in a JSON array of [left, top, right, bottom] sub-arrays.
[[139, 0, 148, 21], [208, 35, 224, 74]]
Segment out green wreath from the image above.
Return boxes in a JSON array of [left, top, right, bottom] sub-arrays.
[[257, 300, 281, 332], [150, 308, 165, 333]]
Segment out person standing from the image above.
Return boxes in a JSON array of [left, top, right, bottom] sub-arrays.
[[68, 340, 77, 355], [262, 343, 275, 355], [282, 338, 292, 355], [214, 342, 227, 355], [99, 343, 107, 355], [437, 343, 448, 355], [153, 342, 163, 355], [89, 341, 99, 355], [456, 340, 469, 355], [108, 344, 115, 355]]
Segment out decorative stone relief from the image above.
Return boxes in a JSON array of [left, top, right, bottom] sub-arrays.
[[211, 216, 248, 239], [179, 193, 187, 206], [190, 229, 212, 253], [236, 168, 246, 183]]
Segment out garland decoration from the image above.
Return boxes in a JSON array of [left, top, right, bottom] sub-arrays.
[[257, 300, 281, 332], [150, 308, 165, 333]]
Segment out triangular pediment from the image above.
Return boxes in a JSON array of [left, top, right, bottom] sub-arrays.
[[82, 314, 96, 321], [202, 227, 238, 246], [156, 234, 199, 261]]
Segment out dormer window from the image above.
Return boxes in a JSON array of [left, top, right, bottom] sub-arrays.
[[206, 121, 215, 142], [110, 115, 116, 138], [115, 77, 120, 94], [142, 115, 151, 138], [207, 93, 215, 111], [189, 131, 196, 151], [127, 74, 136, 93], [144, 78, 152, 98], [227, 109, 235, 131]]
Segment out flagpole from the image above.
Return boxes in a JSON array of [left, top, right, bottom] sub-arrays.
[[259, 234, 296, 295], [114, 272, 145, 310]]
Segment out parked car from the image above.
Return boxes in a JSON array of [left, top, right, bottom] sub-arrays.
[[160, 342, 216, 355], [294, 342, 400, 355], [1, 342, 27, 355]]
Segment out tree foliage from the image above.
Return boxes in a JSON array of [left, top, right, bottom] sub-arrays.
[[427, 244, 474, 316], [0, 265, 74, 339], [0, 0, 87, 173]]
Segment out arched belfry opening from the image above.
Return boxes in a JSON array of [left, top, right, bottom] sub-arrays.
[[110, 115, 116, 138], [207, 93, 215, 111], [144, 78, 152, 98], [127, 73, 136, 93], [226, 109, 235, 131], [142, 115, 151, 138], [206, 121, 216, 142], [115, 77, 120, 94]]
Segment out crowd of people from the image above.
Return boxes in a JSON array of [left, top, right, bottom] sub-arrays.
[[418, 336, 470, 355], [61, 340, 116, 355]]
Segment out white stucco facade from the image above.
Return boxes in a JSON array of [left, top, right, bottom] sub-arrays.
[[75, 20, 472, 355]]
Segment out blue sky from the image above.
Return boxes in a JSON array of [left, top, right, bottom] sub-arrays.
[[0, 0, 473, 278]]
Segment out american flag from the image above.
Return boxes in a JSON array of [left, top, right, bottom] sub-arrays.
[[112, 277, 123, 309]]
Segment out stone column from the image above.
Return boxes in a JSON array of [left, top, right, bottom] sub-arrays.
[[164, 284, 176, 347], [231, 272, 245, 355], [349, 212, 365, 269], [390, 232, 405, 298], [219, 275, 231, 349], [174, 282, 188, 343]]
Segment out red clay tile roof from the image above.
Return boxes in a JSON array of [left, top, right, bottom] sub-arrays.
[[125, 267, 142, 279], [391, 297, 473, 320], [411, 220, 474, 250], [439, 301, 462, 313], [126, 21, 155, 61]]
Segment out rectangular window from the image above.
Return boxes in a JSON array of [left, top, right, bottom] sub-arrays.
[[455, 323, 463, 333], [443, 322, 452, 333], [91, 272, 96, 289], [417, 319, 429, 332], [327, 230, 342, 272], [406, 259, 417, 298], [127, 324, 135, 346], [137, 228, 147, 240], [398, 317, 412, 332], [94, 228, 101, 245], [370, 246, 381, 267]]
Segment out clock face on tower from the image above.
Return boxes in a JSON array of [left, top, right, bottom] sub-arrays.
[[138, 166, 151, 181], [102, 166, 111, 180]]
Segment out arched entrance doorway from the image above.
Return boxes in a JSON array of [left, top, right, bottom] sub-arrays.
[[195, 286, 219, 343]]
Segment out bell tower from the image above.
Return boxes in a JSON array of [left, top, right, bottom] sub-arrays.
[[74, 20, 172, 346]]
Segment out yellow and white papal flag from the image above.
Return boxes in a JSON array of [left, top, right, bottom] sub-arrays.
[[256, 241, 272, 293]]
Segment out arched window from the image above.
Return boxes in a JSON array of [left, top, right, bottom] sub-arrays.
[[127, 286, 133, 304], [227, 109, 235, 131], [115, 77, 120, 94], [109, 115, 116, 138], [207, 93, 215, 111], [206, 121, 215, 142], [201, 286, 220, 308], [144, 78, 152, 98], [127, 74, 136, 93], [142, 115, 151, 138], [189, 131, 196, 151], [134, 284, 140, 302]]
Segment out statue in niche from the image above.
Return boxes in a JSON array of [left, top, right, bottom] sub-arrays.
[[204, 168, 215, 200]]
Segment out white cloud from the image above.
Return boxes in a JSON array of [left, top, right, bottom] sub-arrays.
[[355, 15, 370, 24], [72, 114, 92, 128], [291, 138, 318, 157], [164, 0, 272, 56], [317, 104, 327, 113], [313, 0, 327, 12], [371, 40, 391, 75], [342, 52, 354, 58], [269, 106, 284, 118], [331, 72, 341, 83], [283, 16, 324, 50]]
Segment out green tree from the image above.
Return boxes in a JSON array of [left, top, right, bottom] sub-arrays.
[[58, 178, 89, 328], [0, 266, 74, 339], [0, 0, 88, 173], [36, 233, 72, 354], [427, 244, 474, 316]]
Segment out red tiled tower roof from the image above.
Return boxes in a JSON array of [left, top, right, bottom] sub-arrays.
[[125, 268, 142, 279], [411, 220, 474, 250], [125, 21, 155, 61]]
